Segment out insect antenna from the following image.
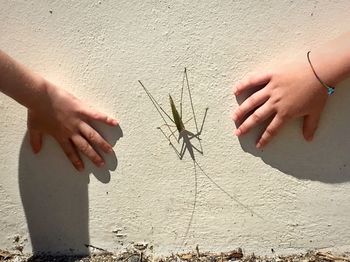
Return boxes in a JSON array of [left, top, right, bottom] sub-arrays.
[[184, 68, 206, 153], [139, 80, 177, 141], [184, 68, 200, 135], [180, 69, 185, 119], [194, 160, 265, 220], [182, 160, 198, 247]]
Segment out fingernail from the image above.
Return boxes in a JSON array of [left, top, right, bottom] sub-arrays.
[[76, 163, 84, 172], [111, 119, 119, 126], [232, 113, 237, 121], [306, 135, 314, 141], [256, 143, 262, 149], [235, 129, 241, 136], [33, 148, 40, 154], [233, 87, 237, 95], [107, 147, 113, 154], [98, 161, 105, 167]]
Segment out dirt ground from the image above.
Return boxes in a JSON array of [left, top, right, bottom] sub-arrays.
[[2, 248, 350, 262]]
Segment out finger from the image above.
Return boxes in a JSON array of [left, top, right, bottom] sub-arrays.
[[71, 135, 105, 167], [256, 116, 285, 148], [29, 129, 43, 154], [79, 122, 113, 154], [58, 139, 84, 172], [303, 112, 321, 141], [235, 102, 275, 136], [232, 87, 270, 121], [234, 72, 272, 96], [83, 108, 118, 126]]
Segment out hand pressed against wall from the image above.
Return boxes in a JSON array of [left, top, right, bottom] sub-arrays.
[[0, 50, 118, 171], [232, 58, 328, 148], [27, 83, 118, 171], [233, 32, 350, 148]]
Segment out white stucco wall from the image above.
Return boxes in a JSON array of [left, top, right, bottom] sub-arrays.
[[1, 0, 350, 257]]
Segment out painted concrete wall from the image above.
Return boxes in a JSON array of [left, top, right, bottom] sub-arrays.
[[1, 0, 350, 257]]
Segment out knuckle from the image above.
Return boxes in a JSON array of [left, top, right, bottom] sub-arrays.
[[87, 131, 96, 142], [76, 108, 88, 117], [260, 138, 269, 147], [79, 141, 91, 153], [270, 95, 281, 105], [279, 112, 290, 120], [101, 141, 111, 150], [264, 71, 271, 78], [269, 71, 278, 80], [238, 124, 247, 134], [247, 96, 256, 106], [91, 112, 106, 120], [235, 107, 243, 118], [245, 75, 254, 86], [265, 127, 276, 137], [91, 112, 100, 119], [235, 82, 242, 92], [259, 136, 269, 146], [266, 82, 275, 92], [265, 71, 274, 80], [251, 113, 262, 123]]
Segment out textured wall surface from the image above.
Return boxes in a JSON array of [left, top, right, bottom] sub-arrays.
[[1, 0, 350, 257]]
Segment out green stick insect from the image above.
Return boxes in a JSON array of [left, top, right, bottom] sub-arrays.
[[139, 68, 207, 161], [138, 68, 262, 241]]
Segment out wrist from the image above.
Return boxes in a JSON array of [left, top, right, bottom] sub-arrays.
[[310, 46, 350, 88], [26, 76, 51, 111], [307, 51, 335, 95]]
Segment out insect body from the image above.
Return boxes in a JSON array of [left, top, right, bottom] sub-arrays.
[[169, 95, 184, 133], [138, 68, 207, 161]]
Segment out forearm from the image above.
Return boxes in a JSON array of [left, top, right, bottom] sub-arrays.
[[0, 50, 47, 109], [311, 32, 350, 87]]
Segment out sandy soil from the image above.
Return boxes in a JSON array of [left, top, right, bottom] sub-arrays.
[[2, 247, 350, 262]]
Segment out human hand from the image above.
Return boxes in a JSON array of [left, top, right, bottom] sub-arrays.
[[27, 81, 118, 171], [232, 56, 329, 149]]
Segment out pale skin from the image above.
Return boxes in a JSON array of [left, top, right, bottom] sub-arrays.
[[233, 32, 350, 148], [0, 50, 118, 171]]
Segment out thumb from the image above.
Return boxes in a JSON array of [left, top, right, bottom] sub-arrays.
[[303, 112, 321, 141], [29, 129, 43, 154], [83, 108, 118, 126]]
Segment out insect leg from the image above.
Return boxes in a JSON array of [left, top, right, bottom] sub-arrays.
[[198, 107, 209, 135], [158, 124, 179, 142], [187, 107, 208, 153], [139, 80, 177, 140], [159, 123, 177, 128], [183, 117, 193, 125], [179, 139, 186, 160], [157, 126, 182, 159], [168, 128, 180, 141], [189, 143, 203, 155]]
